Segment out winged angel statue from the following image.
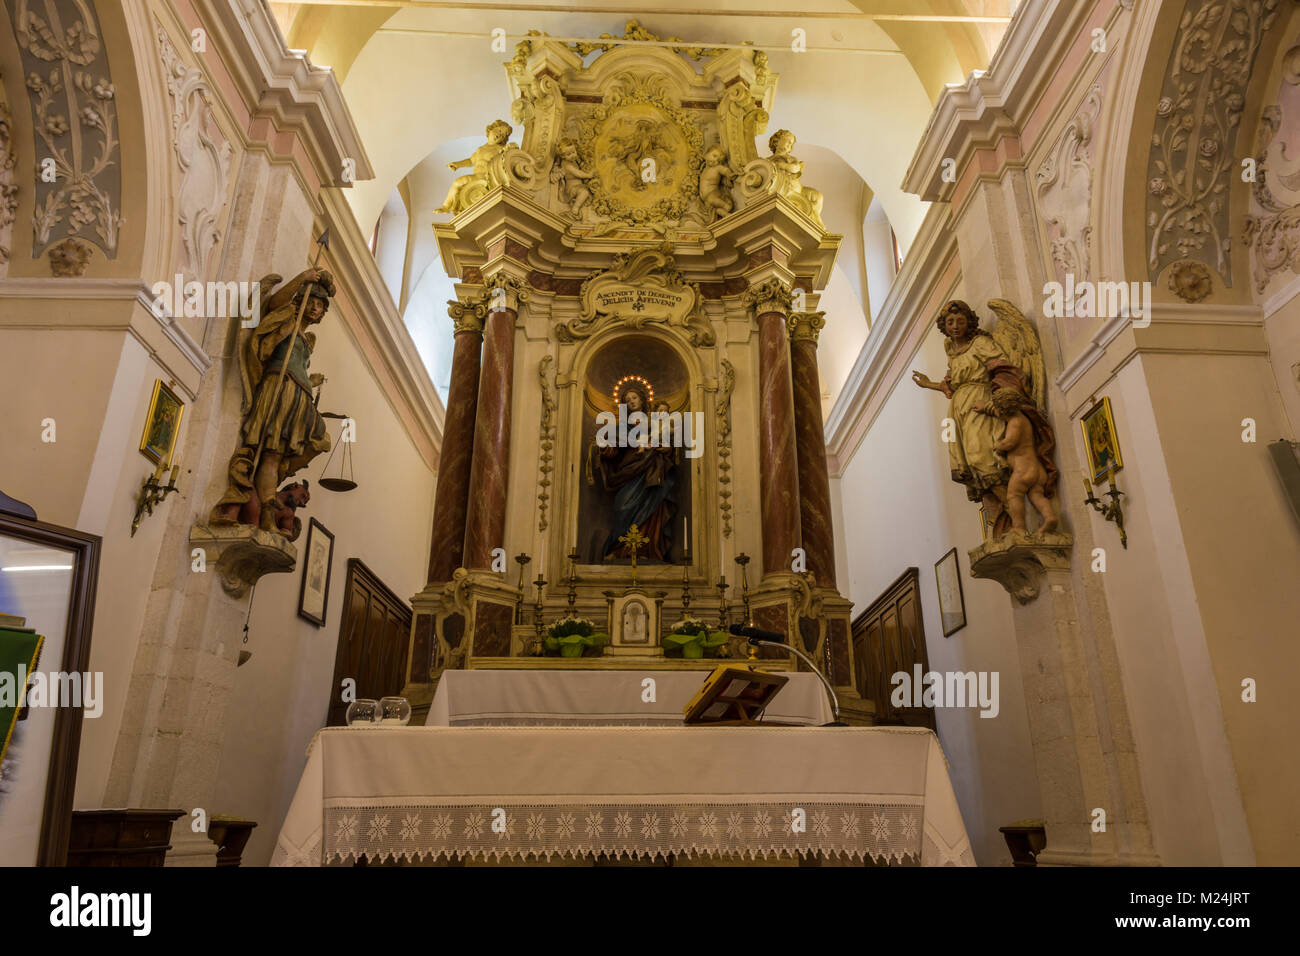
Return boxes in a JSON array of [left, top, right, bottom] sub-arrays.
[[911, 299, 1060, 537]]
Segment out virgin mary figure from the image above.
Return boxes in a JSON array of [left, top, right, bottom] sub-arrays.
[[591, 383, 678, 561]]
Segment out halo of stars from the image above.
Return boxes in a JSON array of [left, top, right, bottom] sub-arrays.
[[612, 374, 654, 407]]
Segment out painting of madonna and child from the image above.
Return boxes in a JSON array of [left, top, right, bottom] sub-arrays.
[[578, 335, 701, 567]]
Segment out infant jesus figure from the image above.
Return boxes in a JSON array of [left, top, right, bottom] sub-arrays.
[[979, 387, 1059, 534]]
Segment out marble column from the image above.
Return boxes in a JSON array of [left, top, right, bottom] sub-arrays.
[[463, 275, 527, 568], [746, 280, 802, 576], [426, 299, 484, 582], [788, 311, 835, 588]]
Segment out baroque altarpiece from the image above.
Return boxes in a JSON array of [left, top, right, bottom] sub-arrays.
[[405, 29, 858, 705]]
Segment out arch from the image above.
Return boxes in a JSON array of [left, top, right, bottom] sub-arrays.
[[1108, 0, 1296, 304]]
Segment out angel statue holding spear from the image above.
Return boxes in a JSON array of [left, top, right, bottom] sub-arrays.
[[211, 233, 335, 536], [911, 299, 1059, 537]]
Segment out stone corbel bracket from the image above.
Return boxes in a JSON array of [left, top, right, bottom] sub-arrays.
[[190, 523, 297, 598], [968, 530, 1074, 605]]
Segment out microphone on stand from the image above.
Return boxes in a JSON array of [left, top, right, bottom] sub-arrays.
[[729, 624, 847, 726]]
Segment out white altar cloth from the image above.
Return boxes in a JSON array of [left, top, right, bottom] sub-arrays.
[[270, 725, 975, 866], [427, 668, 835, 726]]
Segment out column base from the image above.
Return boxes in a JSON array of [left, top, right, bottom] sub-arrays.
[[164, 827, 221, 867]]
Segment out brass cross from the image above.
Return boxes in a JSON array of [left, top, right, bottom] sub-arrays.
[[619, 523, 648, 585]]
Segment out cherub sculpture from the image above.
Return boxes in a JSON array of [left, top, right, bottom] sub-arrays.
[[699, 144, 734, 221], [767, 129, 824, 221], [911, 299, 1058, 537], [437, 120, 515, 215], [550, 138, 594, 218], [980, 388, 1059, 533]]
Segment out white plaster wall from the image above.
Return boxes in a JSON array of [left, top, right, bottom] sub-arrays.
[[837, 326, 1041, 866]]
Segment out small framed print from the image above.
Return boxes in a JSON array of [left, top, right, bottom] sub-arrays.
[[139, 380, 185, 466], [1080, 397, 1124, 484], [934, 547, 967, 638], [298, 518, 335, 627]]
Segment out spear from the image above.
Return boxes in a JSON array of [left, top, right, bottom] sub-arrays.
[[248, 229, 332, 488]]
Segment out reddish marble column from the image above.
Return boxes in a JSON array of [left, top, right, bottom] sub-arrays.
[[426, 311, 484, 583], [463, 303, 517, 569], [789, 312, 836, 588], [756, 308, 802, 575]]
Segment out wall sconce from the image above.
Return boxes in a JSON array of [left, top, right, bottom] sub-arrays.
[[1083, 462, 1127, 549], [514, 552, 531, 624], [131, 459, 180, 536]]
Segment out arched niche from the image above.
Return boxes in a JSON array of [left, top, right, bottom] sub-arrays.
[[556, 323, 718, 582]]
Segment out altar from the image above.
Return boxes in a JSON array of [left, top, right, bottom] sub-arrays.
[[427, 668, 835, 726], [270, 725, 974, 866]]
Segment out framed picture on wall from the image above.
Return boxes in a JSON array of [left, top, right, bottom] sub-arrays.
[[1080, 397, 1124, 484], [934, 547, 966, 637], [139, 379, 185, 466], [0, 510, 100, 866], [298, 518, 335, 627]]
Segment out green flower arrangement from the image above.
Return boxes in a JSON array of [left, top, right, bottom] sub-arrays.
[[662, 617, 729, 659], [543, 617, 609, 658]]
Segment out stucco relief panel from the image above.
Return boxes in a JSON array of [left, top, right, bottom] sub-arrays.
[[157, 24, 233, 283], [1144, 0, 1284, 288], [7, 0, 123, 260], [1244, 36, 1300, 296], [1035, 85, 1103, 287]]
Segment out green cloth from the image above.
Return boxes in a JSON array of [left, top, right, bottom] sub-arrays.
[[1, 625, 44, 764]]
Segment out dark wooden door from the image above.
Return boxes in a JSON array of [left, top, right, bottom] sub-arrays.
[[325, 559, 413, 726], [851, 568, 935, 729]]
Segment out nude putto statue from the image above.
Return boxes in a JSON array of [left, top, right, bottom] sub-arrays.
[[911, 299, 1059, 537], [550, 137, 594, 218], [698, 144, 734, 221], [437, 119, 536, 216], [210, 269, 334, 535]]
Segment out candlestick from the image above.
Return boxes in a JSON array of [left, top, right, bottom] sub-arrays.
[[1083, 473, 1093, 497]]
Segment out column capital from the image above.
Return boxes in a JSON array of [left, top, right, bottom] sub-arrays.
[[743, 278, 793, 318], [483, 271, 531, 314], [787, 311, 826, 343], [447, 295, 488, 335]]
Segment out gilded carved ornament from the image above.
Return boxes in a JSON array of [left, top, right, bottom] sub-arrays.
[[742, 277, 793, 318], [787, 311, 826, 343], [715, 357, 736, 537], [447, 294, 488, 335], [575, 72, 705, 228], [484, 272, 531, 313], [537, 354, 557, 532], [559, 246, 714, 347]]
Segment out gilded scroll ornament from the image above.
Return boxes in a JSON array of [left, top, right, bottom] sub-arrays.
[[560, 246, 714, 346]]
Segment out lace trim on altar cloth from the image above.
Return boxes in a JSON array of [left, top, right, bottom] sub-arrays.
[[444, 716, 821, 727], [312, 802, 932, 865]]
